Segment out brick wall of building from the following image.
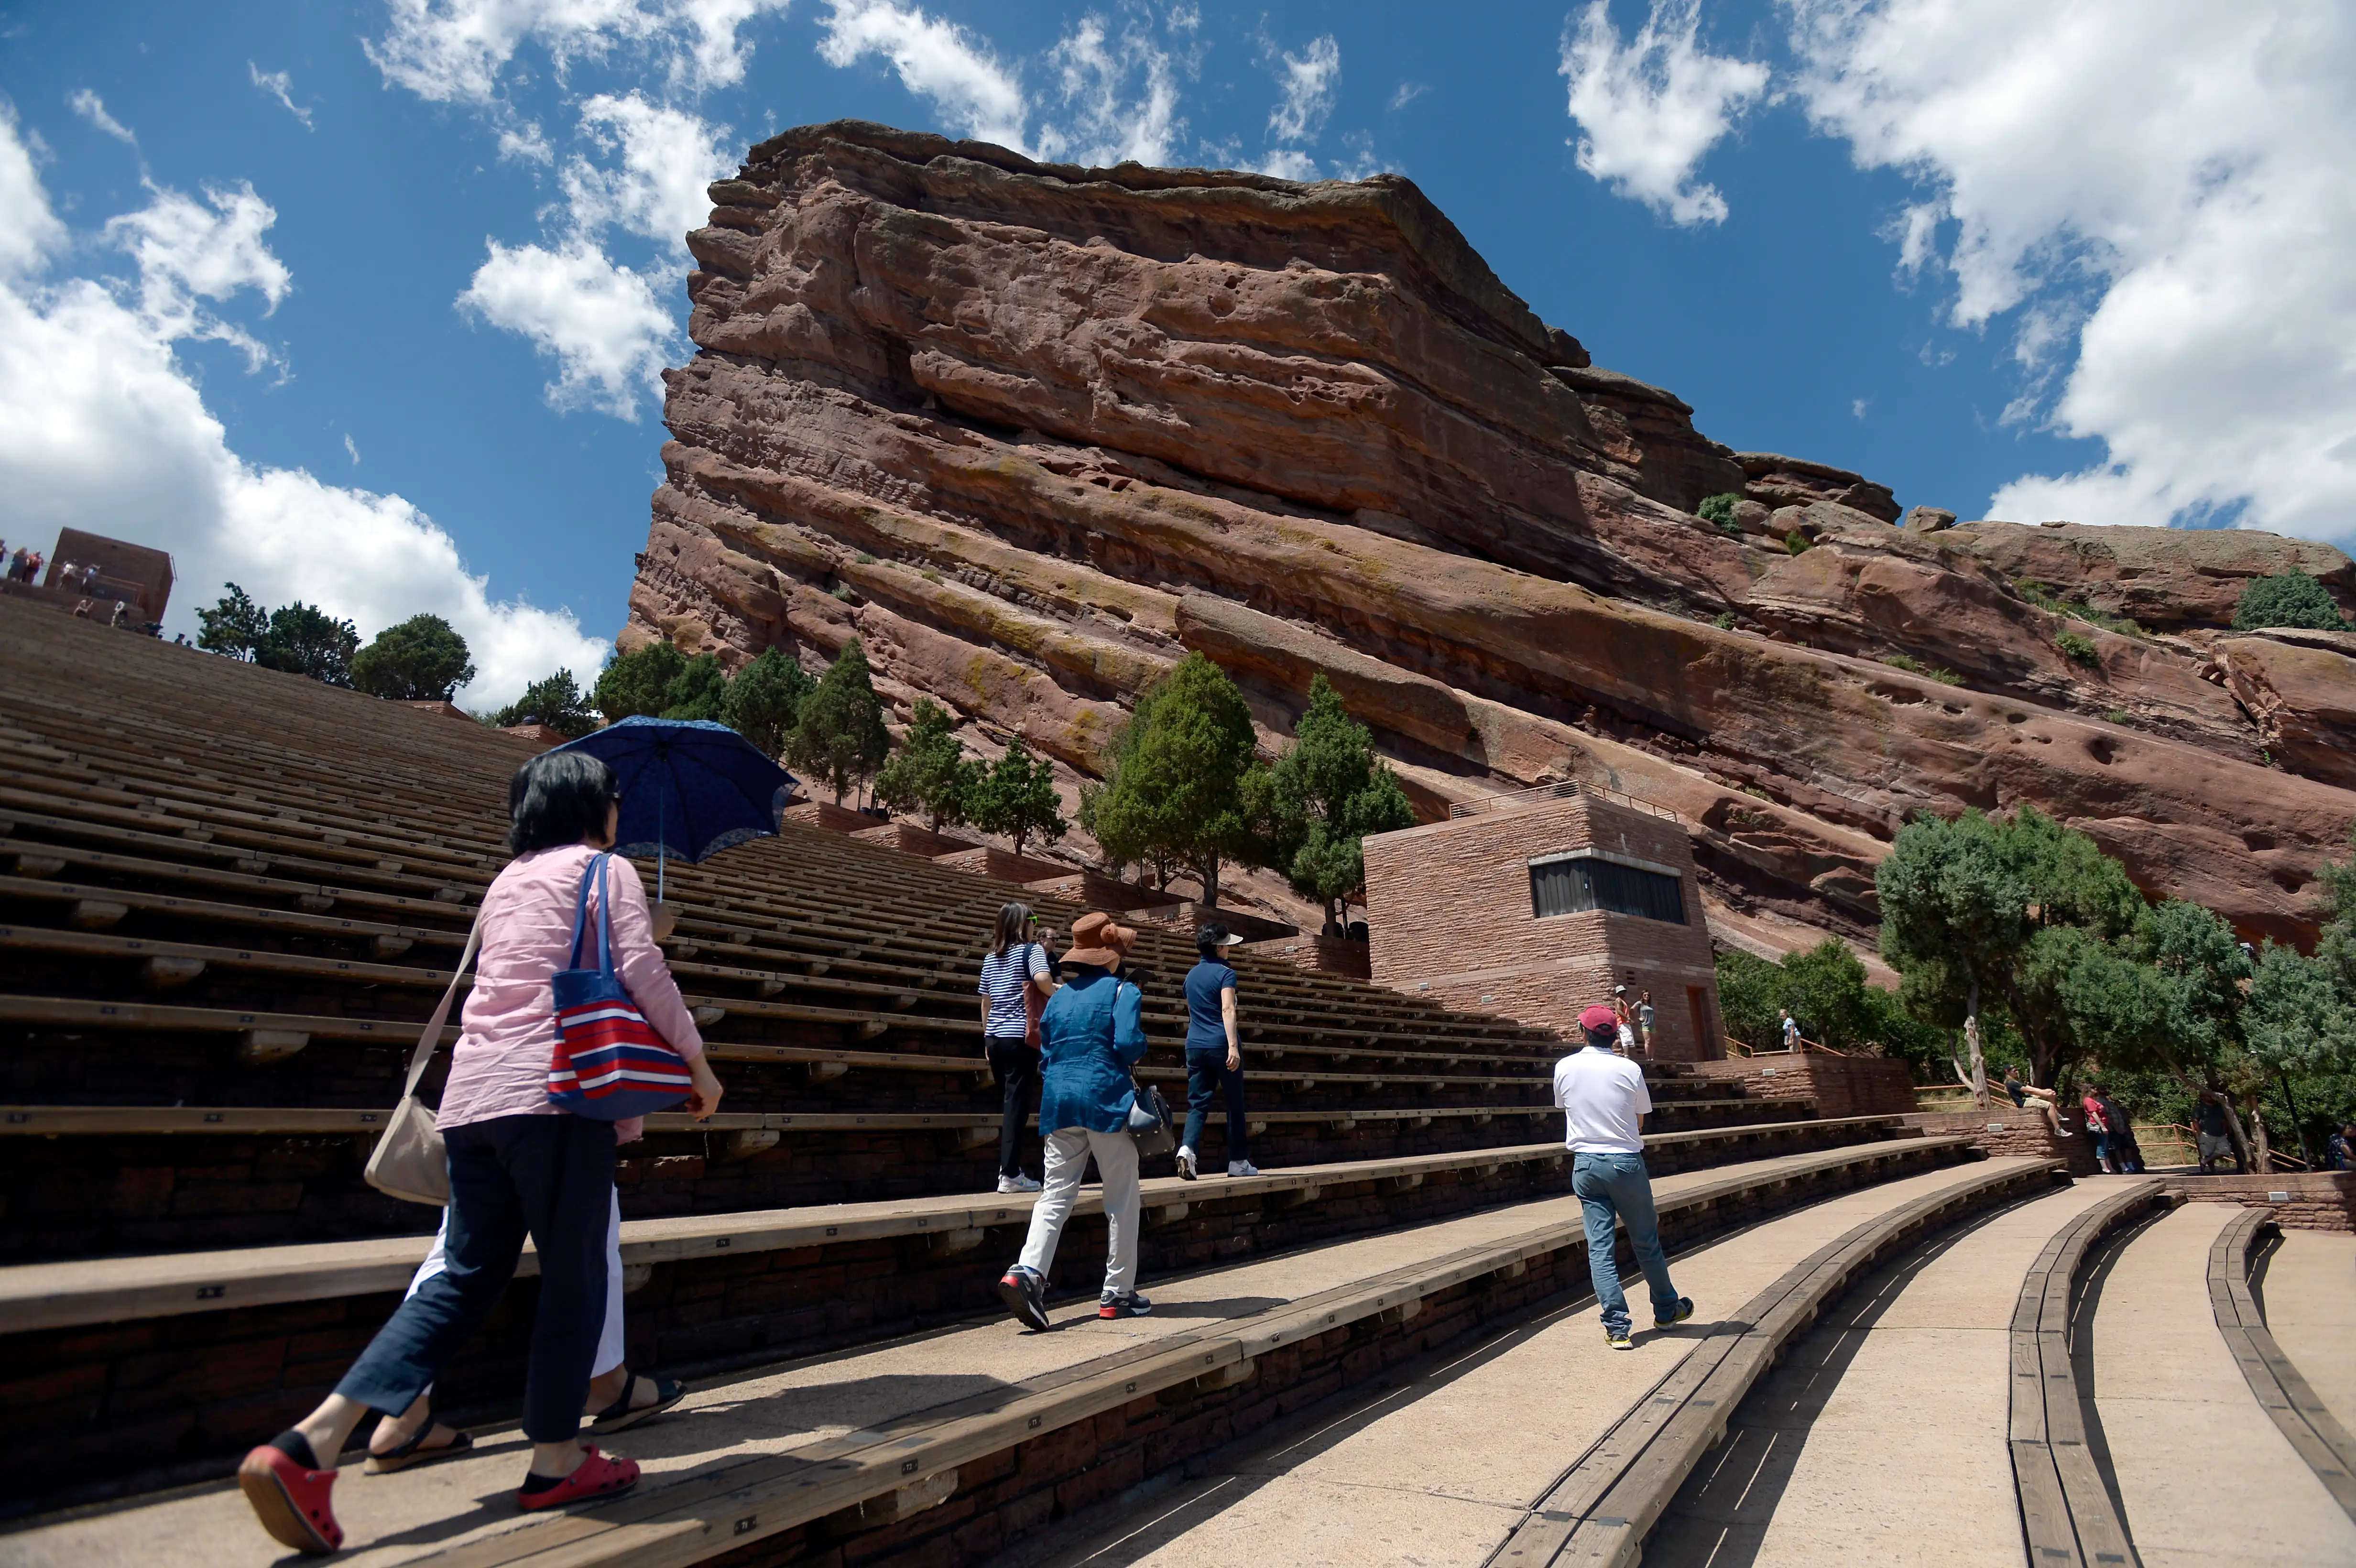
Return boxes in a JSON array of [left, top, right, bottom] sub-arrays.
[[1362, 793, 1724, 1058], [1900, 1110, 2100, 1176], [1691, 1054, 1918, 1119], [1240, 934, 1373, 980], [2157, 1172, 2356, 1233]]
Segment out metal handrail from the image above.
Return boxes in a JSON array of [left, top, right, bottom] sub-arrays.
[[1447, 777, 1681, 824]]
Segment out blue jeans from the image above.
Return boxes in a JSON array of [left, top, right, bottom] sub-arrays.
[[1181, 1047, 1247, 1162], [337, 1113, 614, 1441], [1572, 1151, 1680, 1335]]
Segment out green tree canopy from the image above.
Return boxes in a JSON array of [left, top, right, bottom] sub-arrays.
[[721, 648, 816, 757], [660, 653, 730, 723], [196, 584, 269, 660], [254, 602, 360, 686], [594, 642, 687, 722], [1254, 675, 1417, 932], [2232, 569, 2346, 632], [351, 614, 475, 702], [970, 738, 1067, 858], [788, 637, 890, 805], [490, 670, 597, 737], [1086, 652, 1265, 907], [1715, 939, 1944, 1069], [875, 698, 979, 832]]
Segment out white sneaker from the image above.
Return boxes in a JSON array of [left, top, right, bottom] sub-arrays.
[[1227, 1160, 1259, 1177], [1175, 1146, 1198, 1181], [997, 1174, 1042, 1193]]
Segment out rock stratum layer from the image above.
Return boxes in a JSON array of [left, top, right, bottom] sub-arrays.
[[628, 121, 2356, 949]]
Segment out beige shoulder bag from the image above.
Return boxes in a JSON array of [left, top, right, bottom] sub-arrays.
[[364, 910, 485, 1207]]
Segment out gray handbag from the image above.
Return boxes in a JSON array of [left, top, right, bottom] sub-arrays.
[[363, 910, 484, 1207]]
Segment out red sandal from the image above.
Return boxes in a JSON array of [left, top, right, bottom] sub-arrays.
[[516, 1444, 640, 1511], [238, 1435, 343, 1555]]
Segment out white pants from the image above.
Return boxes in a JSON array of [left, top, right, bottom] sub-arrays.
[[408, 1187, 626, 1383], [1018, 1128, 1141, 1298]]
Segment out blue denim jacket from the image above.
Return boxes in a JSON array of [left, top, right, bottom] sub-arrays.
[[1037, 969, 1148, 1133]]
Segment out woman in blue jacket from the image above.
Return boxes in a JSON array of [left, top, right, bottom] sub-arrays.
[[996, 912, 1152, 1328]]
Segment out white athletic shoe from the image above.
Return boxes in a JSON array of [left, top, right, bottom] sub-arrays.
[[1227, 1160, 1259, 1177], [997, 1174, 1042, 1193], [1175, 1146, 1198, 1181]]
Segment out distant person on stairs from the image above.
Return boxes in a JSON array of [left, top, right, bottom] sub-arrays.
[[996, 912, 1153, 1328], [234, 751, 725, 1556], [1177, 922, 1256, 1180], [978, 901, 1057, 1194], [1556, 1002, 1691, 1350]]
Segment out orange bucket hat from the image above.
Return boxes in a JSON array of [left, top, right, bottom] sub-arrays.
[[1063, 911, 1137, 968]]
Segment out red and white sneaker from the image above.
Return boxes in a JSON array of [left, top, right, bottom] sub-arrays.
[[238, 1436, 343, 1555], [517, 1444, 640, 1511]]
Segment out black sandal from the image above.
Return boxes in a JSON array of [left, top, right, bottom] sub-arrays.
[[589, 1371, 688, 1436], [364, 1412, 474, 1474]]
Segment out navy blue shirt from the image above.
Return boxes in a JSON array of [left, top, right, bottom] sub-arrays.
[[1184, 960, 1237, 1052]]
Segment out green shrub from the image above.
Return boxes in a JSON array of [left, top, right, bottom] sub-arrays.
[[1713, 610, 1737, 631], [2104, 708, 2131, 726], [2055, 630, 2102, 668], [2232, 569, 2345, 632], [1885, 651, 1964, 686], [1886, 652, 1922, 673], [1785, 532, 1812, 555], [855, 552, 878, 565], [1697, 493, 1744, 536], [2015, 578, 2148, 638]]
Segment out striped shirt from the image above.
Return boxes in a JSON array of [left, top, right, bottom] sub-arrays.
[[978, 942, 1050, 1039]]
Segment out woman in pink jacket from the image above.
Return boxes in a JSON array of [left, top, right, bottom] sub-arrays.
[[237, 752, 723, 1555]]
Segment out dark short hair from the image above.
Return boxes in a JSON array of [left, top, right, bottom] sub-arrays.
[[1197, 924, 1232, 956], [509, 751, 619, 855]]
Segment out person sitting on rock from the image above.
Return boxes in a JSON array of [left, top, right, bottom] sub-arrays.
[[2000, 1066, 2070, 1137]]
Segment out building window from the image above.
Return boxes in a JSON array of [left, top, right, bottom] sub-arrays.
[[1529, 854, 1686, 925]]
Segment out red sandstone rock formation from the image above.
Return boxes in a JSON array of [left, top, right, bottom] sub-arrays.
[[627, 121, 2356, 947]]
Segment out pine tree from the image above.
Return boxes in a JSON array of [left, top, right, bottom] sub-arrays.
[[1087, 653, 1265, 906], [491, 670, 596, 737], [660, 653, 730, 722], [788, 638, 891, 805], [594, 642, 687, 722], [722, 648, 816, 756], [195, 584, 269, 660], [970, 739, 1066, 857], [352, 614, 474, 702], [253, 602, 360, 686], [875, 698, 979, 831], [1257, 675, 1417, 933]]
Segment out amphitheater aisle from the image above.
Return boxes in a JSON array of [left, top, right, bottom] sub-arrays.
[[2259, 1228, 2356, 1438], [1004, 1162, 2072, 1568], [2093, 1203, 2356, 1568], [1642, 1176, 2125, 1567]]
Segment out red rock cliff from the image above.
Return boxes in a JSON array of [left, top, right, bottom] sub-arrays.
[[627, 120, 2356, 948]]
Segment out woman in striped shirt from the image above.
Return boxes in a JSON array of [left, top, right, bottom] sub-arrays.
[[978, 902, 1057, 1193]]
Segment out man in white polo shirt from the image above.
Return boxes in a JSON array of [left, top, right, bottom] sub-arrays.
[[1554, 1003, 1692, 1350]]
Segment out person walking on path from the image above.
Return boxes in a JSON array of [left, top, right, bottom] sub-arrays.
[[1612, 987, 1638, 1055], [234, 751, 724, 1555], [2001, 1066, 2071, 1137], [2195, 1091, 2239, 1173], [977, 902, 1056, 1194], [1177, 923, 1257, 1180], [1636, 989, 1656, 1054], [996, 912, 1152, 1329], [2081, 1086, 2116, 1174], [1556, 1002, 1692, 1350], [1778, 1008, 1802, 1052], [2329, 1122, 2356, 1171], [2099, 1092, 2145, 1174]]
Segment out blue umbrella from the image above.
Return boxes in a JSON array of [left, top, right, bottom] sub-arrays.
[[548, 717, 797, 900]]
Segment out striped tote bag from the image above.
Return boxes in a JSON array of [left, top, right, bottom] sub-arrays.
[[547, 852, 695, 1119]]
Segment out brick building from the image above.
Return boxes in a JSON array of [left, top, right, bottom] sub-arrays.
[[1361, 783, 1726, 1059]]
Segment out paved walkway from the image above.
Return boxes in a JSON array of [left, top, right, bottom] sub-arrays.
[[1012, 1162, 2055, 1568], [2260, 1227, 2356, 1438], [1644, 1176, 2121, 1567], [2092, 1202, 2356, 1568]]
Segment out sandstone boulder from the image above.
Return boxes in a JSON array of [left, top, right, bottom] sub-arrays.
[[1735, 452, 1901, 524], [1942, 520, 2356, 631]]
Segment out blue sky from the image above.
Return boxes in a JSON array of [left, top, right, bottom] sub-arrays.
[[2, 1, 2347, 703]]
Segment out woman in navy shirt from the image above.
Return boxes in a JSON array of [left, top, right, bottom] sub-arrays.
[[1178, 923, 1256, 1180]]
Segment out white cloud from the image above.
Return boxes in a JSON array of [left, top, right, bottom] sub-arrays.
[[103, 181, 293, 371], [0, 120, 601, 703], [1034, 13, 1184, 168], [1388, 80, 1427, 112], [458, 238, 675, 417], [344, 432, 360, 465], [1786, 0, 2356, 544], [816, 0, 1028, 151], [1255, 148, 1319, 181], [1560, 0, 1767, 227], [248, 64, 315, 130], [68, 89, 136, 145], [366, 0, 790, 104], [497, 120, 556, 163], [0, 105, 66, 276], [1852, 397, 1868, 419], [1266, 34, 1338, 143], [562, 92, 732, 252]]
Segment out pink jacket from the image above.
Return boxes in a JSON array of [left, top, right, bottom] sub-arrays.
[[438, 843, 705, 1141]]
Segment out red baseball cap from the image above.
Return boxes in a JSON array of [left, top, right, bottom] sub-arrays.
[[1578, 1004, 1618, 1035]]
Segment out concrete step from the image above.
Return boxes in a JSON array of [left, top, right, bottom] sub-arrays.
[[2261, 1228, 2356, 1441], [5, 1139, 1997, 1565]]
